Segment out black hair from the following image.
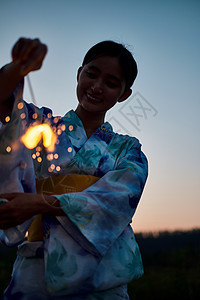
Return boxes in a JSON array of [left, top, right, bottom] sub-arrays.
[[82, 41, 138, 92]]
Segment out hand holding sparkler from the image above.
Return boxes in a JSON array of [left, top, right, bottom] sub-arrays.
[[0, 38, 48, 120], [11, 37, 48, 76]]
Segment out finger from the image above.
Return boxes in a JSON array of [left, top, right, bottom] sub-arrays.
[[0, 213, 15, 223], [12, 37, 31, 61], [12, 38, 23, 60], [12, 38, 37, 62], [0, 199, 8, 205], [21, 44, 48, 75], [0, 201, 13, 214], [12, 38, 47, 66], [0, 204, 26, 224], [0, 193, 23, 200], [20, 38, 43, 62]]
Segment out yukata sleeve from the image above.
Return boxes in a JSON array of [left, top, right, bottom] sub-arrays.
[[56, 138, 148, 256], [0, 84, 37, 246]]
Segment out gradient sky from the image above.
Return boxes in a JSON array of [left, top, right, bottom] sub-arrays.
[[0, 0, 199, 232]]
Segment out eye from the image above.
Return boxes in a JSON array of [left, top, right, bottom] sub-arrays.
[[106, 81, 118, 88], [85, 71, 97, 79]]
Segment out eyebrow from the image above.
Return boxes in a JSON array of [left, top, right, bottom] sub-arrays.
[[87, 65, 121, 83]]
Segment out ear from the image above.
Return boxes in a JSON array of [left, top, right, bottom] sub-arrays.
[[118, 89, 132, 103], [77, 67, 83, 82]]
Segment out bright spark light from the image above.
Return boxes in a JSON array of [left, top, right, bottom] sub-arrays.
[[21, 123, 57, 152], [5, 116, 10, 123], [6, 146, 12, 152]]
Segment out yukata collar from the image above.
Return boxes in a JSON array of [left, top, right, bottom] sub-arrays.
[[64, 109, 113, 133]]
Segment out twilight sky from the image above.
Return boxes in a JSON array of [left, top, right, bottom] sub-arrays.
[[0, 0, 199, 232]]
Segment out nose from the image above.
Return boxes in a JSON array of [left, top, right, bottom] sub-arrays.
[[91, 80, 103, 94]]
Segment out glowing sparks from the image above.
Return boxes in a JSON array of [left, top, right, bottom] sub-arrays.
[[57, 129, 62, 135], [61, 124, 66, 131], [48, 167, 53, 173], [37, 157, 42, 163], [53, 117, 59, 124], [21, 123, 57, 151], [47, 153, 54, 161], [48, 164, 56, 173], [20, 113, 26, 119], [40, 124, 57, 151], [6, 146, 12, 153], [54, 153, 59, 159], [48, 164, 60, 172], [17, 102, 24, 110], [68, 125, 73, 131], [32, 113, 38, 119], [5, 116, 10, 123], [23, 76, 57, 154], [68, 147, 72, 153], [47, 113, 52, 118]]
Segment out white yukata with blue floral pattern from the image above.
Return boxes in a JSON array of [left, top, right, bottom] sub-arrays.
[[0, 92, 148, 299]]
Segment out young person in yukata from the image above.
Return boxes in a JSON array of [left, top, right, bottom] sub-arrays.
[[0, 38, 148, 300]]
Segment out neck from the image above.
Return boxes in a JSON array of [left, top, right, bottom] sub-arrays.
[[75, 105, 106, 138]]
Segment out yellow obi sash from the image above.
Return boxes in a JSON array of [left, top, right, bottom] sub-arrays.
[[28, 174, 100, 242]]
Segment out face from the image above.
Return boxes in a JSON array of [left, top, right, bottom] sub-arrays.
[[76, 56, 132, 114]]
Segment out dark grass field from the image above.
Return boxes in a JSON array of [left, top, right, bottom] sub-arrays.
[[1, 229, 200, 299], [128, 229, 200, 300]]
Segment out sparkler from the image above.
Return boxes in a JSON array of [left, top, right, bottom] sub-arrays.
[[21, 75, 57, 152], [20, 75, 63, 172], [21, 123, 57, 152], [27, 74, 36, 105], [3, 75, 66, 175]]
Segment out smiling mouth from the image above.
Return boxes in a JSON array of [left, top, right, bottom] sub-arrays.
[[86, 93, 102, 103]]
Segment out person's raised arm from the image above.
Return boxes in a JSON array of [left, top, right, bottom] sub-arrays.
[[0, 38, 47, 123]]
